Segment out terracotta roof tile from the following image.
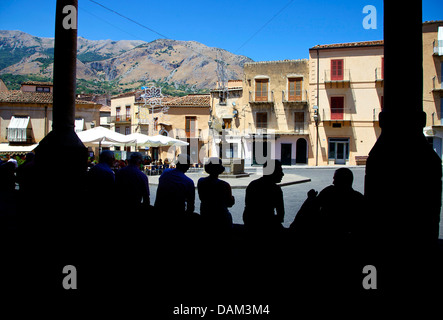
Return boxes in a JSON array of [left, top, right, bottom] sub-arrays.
[[164, 94, 210, 107], [310, 40, 384, 50], [0, 90, 95, 105], [21, 80, 54, 86]]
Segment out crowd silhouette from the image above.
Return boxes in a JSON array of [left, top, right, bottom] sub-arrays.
[[0, 151, 442, 303]]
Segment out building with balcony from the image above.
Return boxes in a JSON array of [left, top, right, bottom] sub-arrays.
[[0, 81, 100, 154], [309, 41, 384, 165], [242, 59, 311, 166], [161, 94, 210, 164], [423, 20, 443, 160]]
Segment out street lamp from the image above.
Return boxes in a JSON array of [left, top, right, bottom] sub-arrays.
[[313, 105, 319, 166]]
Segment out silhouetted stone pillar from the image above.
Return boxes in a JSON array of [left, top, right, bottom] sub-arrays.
[[365, 1, 442, 287], [33, 0, 87, 232]]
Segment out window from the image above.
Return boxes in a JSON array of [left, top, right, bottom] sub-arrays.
[[331, 59, 344, 81], [288, 78, 303, 101], [125, 106, 131, 121], [115, 127, 120, 134], [223, 119, 232, 129], [294, 112, 305, 133], [7, 116, 31, 142], [255, 79, 268, 101], [154, 117, 159, 131], [116, 107, 121, 122], [330, 96, 344, 120], [125, 127, 131, 135], [185, 116, 196, 138], [36, 86, 50, 92], [256, 112, 268, 129]]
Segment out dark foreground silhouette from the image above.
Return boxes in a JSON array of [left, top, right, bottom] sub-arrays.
[[1, 154, 442, 314]]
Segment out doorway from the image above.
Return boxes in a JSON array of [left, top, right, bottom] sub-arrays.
[[328, 138, 349, 164], [281, 143, 292, 165], [296, 138, 308, 164]]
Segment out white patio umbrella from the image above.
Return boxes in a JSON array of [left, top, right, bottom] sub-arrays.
[[119, 133, 189, 148], [76, 126, 136, 149], [149, 135, 189, 147]]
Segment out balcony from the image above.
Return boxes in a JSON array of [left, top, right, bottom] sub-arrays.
[[375, 67, 384, 84], [282, 89, 308, 107], [110, 115, 131, 124], [432, 76, 443, 94], [322, 107, 353, 123], [433, 40, 443, 56], [249, 91, 274, 104], [324, 69, 351, 88]]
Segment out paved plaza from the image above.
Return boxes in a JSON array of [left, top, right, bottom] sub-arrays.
[[148, 166, 443, 239]]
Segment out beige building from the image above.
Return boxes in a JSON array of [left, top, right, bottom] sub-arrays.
[[0, 81, 100, 154], [111, 91, 210, 163], [309, 41, 384, 165], [211, 60, 311, 166], [423, 20, 443, 160]]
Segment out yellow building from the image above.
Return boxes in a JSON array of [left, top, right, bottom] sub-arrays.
[[423, 20, 443, 160], [309, 41, 384, 165], [0, 81, 100, 154]]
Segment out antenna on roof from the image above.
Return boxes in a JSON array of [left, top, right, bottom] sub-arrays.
[[216, 49, 229, 104]]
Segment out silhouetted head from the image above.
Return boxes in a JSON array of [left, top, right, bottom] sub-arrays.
[[263, 159, 284, 183], [99, 150, 115, 167], [204, 157, 225, 176], [333, 168, 354, 189], [175, 154, 191, 173], [25, 152, 35, 163], [129, 152, 143, 166]]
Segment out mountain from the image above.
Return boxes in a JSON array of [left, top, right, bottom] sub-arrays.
[[0, 30, 253, 95]]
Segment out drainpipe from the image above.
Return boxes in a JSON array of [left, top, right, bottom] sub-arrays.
[[315, 48, 320, 166]]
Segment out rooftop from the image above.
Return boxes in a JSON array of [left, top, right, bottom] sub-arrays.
[[0, 90, 95, 105], [164, 94, 210, 107], [310, 40, 384, 50], [21, 81, 54, 86]]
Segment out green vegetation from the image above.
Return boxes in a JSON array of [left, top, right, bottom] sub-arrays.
[[0, 46, 37, 70], [33, 57, 54, 72], [0, 74, 52, 90], [77, 52, 113, 63], [0, 73, 208, 97]]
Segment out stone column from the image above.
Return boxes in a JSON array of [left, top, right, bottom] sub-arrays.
[[33, 0, 87, 230], [364, 0, 442, 275]]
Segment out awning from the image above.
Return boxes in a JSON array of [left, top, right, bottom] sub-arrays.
[[75, 118, 84, 132], [7, 116, 30, 142], [0, 143, 38, 154]]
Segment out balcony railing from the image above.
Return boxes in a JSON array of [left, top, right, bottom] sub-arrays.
[[110, 115, 131, 123], [433, 40, 443, 56], [282, 89, 308, 103], [324, 69, 351, 83], [249, 91, 274, 103], [322, 108, 353, 121], [293, 122, 309, 134]]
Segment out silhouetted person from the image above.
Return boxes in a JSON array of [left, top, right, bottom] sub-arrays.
[[155, 154, 195, 221], [198, 157, 234, 234], [292, 168, 365, 247], [115, 152, 150, 211], [86, 150, 115, 198], [243, 159, 285, 234]]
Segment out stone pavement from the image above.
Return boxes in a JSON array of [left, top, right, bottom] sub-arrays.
[[147, 170, 311, 189]]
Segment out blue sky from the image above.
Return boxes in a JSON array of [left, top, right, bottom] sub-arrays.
[[0, 0, 442, 61]]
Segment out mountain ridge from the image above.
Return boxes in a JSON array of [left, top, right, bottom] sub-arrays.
[[0, 30, 253, 95]]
